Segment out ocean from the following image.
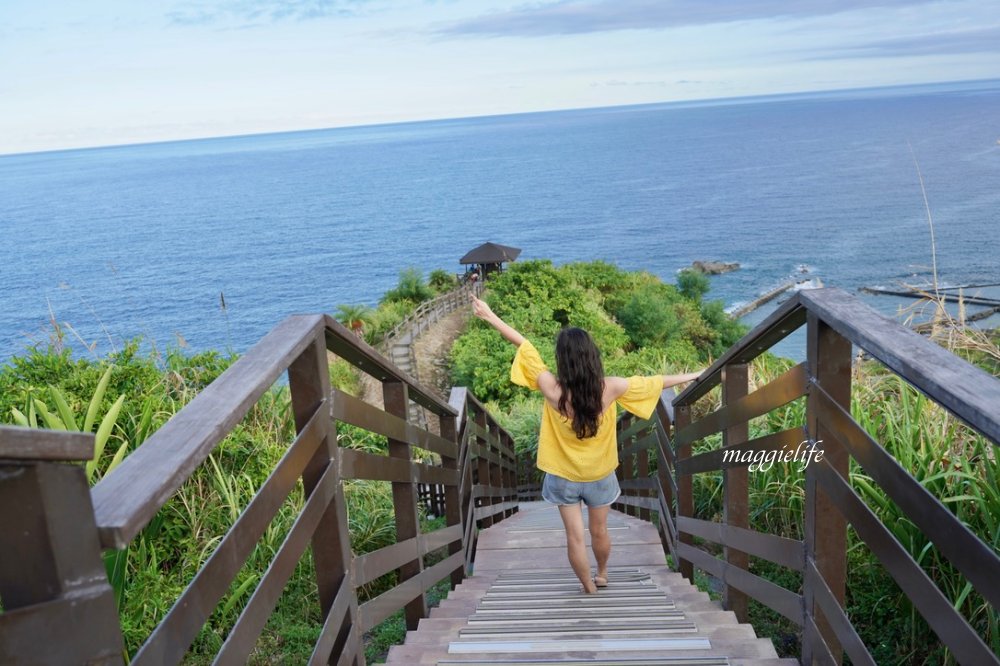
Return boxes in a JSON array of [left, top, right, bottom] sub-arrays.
[[1, 79, 998, 365]]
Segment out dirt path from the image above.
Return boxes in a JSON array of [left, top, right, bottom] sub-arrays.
[[356, 308, 470, 417], [411, 308, 470, 401]]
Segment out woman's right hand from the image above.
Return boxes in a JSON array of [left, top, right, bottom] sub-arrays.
[[471, 294, 495, 322]]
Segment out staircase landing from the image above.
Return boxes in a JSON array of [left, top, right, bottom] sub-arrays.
[[384, 502, 797, 666]]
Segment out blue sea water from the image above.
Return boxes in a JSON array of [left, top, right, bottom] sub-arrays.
[[1, 79, 998, 365]]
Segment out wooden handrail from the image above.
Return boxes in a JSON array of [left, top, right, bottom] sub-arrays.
[[617, 287, 1000, 665], [0, 308, 517, 664]]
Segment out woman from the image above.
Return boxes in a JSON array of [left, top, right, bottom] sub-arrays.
[[471, 295, 702, 593]]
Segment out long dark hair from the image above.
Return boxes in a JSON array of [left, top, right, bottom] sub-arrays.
[[555, 327, 604, 439]]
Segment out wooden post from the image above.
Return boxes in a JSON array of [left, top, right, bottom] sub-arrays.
[[382, 380, 428, 629], [623, 443, 637, 517], [0, 458, 124, 664], [489, 423, 504, 523], [655, 400, 675, 562], [615, 415, 630, 514], [675, 404, 695, 583], [722, 363, 750, 622], [803, 313, 851, 665], [288, 338, 363, 664], [501, 433, 513, 519], [439, 411, 464, 589], [475, 408, 493, 529], [637, 443, 650, 522]]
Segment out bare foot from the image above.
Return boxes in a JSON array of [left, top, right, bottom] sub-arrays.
[[581, 579, 598, 594], [593, 573, 608, 588]]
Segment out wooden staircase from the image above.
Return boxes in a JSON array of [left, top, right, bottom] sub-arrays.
[[384, 502, 797, 666]]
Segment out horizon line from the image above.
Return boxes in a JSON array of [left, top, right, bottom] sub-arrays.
[[3, 76, 998, 159]]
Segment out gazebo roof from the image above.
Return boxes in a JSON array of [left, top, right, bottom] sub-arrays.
[[460, 242, 522, 265]]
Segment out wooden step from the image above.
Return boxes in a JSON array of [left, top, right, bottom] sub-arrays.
[[382, 507, 791, 666]]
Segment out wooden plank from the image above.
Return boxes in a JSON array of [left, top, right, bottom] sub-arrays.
[[473, 484, 519, 499], [0, 461, 124, 662], [674, 293, 808, 406], [677, 427, 806, 475], [335, 622, 361, 666], [722, 362, 749, 621], [805, 561, 876, 666], [331, 388, 458, 459], [620, 432, 658, 458], [811, 379, 1000, 611], [674, 404, 694, 583], [802, 615, 840, 666], [353, 537, 420, 588], [421, 523, 463, 553], [214, 461, 340, 664], [357, 551, 465, 633], [339, 447, 412, 483], [620, 417, 654, 441], [813, 459, 999, 665], [383, 381, 427, 629], [653, 417, 676, 468], [800, 288, 1000, 443], [475, 501, 519, 521], [804, 312, 851, 663], [93, 314, 324, 549], [614, 495, 659, 512], [0, 588, 123, 664], [619, 478, 658, 491], [0, 426, 94, 461], [677, 542, 803, 626], [439, 409, 464, 588], [357, 570, 424, 633], [323, 315, 456, 417], [413, 463, 459, 487], [673, 362, 807, 448], [677, 517, 804, 572], [307, 577, 352, 666], [132, 407, 327, 664]]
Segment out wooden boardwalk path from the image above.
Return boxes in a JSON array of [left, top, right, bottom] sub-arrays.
[[384, 502, 798, 666]]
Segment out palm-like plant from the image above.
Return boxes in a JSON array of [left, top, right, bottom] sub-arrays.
[[336, 304, 373, 337]]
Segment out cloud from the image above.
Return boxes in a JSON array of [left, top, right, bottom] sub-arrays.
[[434, 0, 941, 37], [821, 25, 1000, 58], [167, 0, 375, 26]]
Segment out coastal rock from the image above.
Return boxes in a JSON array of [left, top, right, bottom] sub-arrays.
[[691, 260, 740, 275]]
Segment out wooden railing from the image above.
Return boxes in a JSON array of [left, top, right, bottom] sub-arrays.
[[380, 282, 483, 348], [0, 313, 517, 664], [614, 287, 1000, 665]]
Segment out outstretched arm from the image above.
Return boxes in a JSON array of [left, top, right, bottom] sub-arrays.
[[471, 294, 525, 346], [663, 371, 702, 388]]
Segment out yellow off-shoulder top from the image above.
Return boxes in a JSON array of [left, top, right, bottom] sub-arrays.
[[510, 339, 664, 482]]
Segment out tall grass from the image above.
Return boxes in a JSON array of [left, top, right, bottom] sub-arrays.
[[1, 345, 438, 662], [681, 324, 1000, 663]]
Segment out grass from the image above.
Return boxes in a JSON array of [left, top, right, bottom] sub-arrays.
[[670, 310, 1000, 664]]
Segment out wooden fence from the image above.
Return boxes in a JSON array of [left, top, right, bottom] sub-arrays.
[[0, 313, 517, 664], [614, 287, 1000, 665]]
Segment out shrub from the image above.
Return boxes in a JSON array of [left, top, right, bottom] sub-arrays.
[[381, 267, 433, 304], [677, 268, 711, 301], [428, 269, 457, 293]]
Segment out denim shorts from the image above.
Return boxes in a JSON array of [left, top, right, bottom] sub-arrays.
[[542, 471, 621, 507]]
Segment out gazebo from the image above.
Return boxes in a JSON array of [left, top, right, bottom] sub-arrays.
[[459, 242, 521, 280]]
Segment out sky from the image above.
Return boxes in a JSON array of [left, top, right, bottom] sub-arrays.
[[2, 0, 999, 154]]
